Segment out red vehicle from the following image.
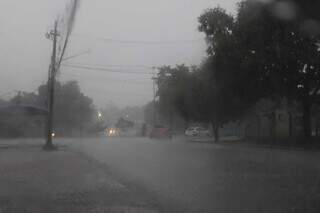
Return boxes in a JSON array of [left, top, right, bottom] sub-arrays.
[[149, 125, 172, 139]]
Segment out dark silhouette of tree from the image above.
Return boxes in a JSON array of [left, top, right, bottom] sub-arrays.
[[198, 0, 320, 141]]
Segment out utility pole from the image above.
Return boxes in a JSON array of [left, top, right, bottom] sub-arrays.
[[151, 73, 157, 127], [44, 21, 59, 150]]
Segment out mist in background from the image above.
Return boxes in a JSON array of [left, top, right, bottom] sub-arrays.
[[0, 0, 237, 108]]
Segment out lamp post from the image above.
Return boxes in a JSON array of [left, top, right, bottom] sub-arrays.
[[98, 111, 102, 119]]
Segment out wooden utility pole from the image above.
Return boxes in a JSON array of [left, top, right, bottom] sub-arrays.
[[44, 21, 59, 150], [152, 75, 157, 126]]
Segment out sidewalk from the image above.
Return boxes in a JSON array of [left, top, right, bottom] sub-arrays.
[[0, 144, 160, 213], [185, 135, 320, 152]]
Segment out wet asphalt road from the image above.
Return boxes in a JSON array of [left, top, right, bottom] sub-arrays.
[[63, 137, 320, 213]]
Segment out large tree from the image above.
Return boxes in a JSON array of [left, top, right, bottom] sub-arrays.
[[197, 7, 251, 141], [235, 0, 320, 140], [155, 63, 242, 141], [198, 0, 320, 141], [38, 80, 96, 136], [156, 65, 194, 126]]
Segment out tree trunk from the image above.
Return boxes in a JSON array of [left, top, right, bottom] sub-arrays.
[[257, 115, 261, 143], [169, 106, 173, 139], [302, 96, 312, 143], [288, 112, 292, 137], [316, 119, 319, 137], [213, 125, 219, 142]]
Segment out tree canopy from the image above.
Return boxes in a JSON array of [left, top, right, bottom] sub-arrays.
[[197, 0, 320, 140], [154, 0, 320, 142]]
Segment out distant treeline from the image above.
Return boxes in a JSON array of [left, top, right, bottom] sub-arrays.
[[0, 81, 97, 138]]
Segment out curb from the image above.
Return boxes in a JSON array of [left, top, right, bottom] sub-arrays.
[[186, 137, 320, 152], [216, 141, 320, 152]]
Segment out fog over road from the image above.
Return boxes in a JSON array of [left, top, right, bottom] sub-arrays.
[[62, 137, 320, 213]]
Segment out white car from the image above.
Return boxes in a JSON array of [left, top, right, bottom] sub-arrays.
[[185, 126, 211, 137]]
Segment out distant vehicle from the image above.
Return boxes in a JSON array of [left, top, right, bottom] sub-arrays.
[[185, 126, 211, 137], [115, 118, 134, 131], [149, 125, 171, 139], [107, 127, 120, 137]]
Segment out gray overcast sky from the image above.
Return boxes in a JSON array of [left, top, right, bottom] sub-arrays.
[[0, 0, 237, 108]]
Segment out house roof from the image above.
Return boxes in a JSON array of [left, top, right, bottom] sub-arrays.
[[0, 105, 48, 116]]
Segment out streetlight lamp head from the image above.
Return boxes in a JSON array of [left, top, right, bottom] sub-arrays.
[[45, 32, 51, 40]]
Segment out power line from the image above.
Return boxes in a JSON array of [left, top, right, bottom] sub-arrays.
[[88, 89, 153, 97], [60, 72, 153, 85], [62, 64, 155, 75], [62, 50, 91, 62], [80, 86, 153, 97], [65, 62, 156, 69], [64, 62, 196, 72], [72, 33, 203, 45]]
